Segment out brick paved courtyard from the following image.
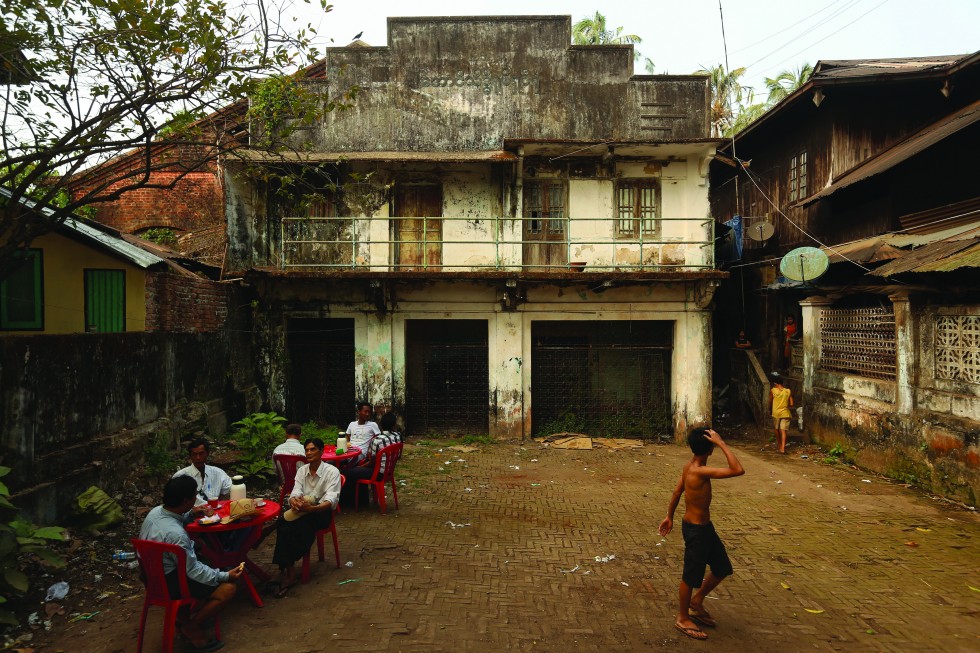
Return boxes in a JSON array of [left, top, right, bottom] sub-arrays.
[[44, 437, 979, 652]]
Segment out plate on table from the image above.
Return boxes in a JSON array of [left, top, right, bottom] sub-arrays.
[[198, 514, 221, 525], [255, 500, 267, 508]]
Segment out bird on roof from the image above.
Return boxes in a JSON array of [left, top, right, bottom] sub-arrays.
[[352, 31, 363, 41]]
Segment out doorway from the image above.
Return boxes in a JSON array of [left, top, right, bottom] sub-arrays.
[[523, 180, 568, 269], [394, 184, 442, 270], [287, 318, 355, 427], [405, 319, 489, 435]]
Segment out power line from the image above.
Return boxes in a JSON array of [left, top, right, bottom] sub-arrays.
[[724, 0, 852, 57]]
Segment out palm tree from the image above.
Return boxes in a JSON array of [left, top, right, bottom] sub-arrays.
[[697, 64, 752, 137], [572, 12, 641, 46], [764, 63, 814, 106]]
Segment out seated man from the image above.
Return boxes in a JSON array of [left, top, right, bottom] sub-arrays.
[[173, 438, 232, 509], [273, 423, 307, 457], [345, 402, 381, 464], [340, 412, 402, 507], [139, 476, 243, 652], [271, 438, 341, 597]]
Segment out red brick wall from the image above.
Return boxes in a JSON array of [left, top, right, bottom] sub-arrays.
[[145, 270, 231, 333], [74, 169, 224, 235]]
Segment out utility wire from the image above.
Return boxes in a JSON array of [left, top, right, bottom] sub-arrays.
[[723, 0, 851, 57]]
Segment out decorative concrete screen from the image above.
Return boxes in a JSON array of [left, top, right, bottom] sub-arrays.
[[820, 306, 897, 380], [935, 315, 980, 384]]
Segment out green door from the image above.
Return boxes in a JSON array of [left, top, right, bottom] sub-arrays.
[[84, 269, 126, 332]]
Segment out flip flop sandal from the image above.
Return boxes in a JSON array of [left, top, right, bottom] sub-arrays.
[[690, 608, 717, 628], [675, 623, 708, 640]]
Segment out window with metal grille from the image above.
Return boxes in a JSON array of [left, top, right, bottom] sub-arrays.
[[523, 181, 566, 235], [789, 151, 808, 202], [84, 269, 126, 332], [935, 315, 980, 384], [0, 248, 43, 330], [820, 306, 896, 380], [616, 180, 660, 238]]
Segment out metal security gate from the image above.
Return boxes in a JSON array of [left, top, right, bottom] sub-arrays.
[[532, 321, 672, 439], [406, 320, 488, 435], [287, 318, 355, 427]]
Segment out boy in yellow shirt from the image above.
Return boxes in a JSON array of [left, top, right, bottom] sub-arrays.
[[769, 372, 794, 454]]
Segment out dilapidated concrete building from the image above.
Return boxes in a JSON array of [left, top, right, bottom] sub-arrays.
[[226, 15, 725, 439]]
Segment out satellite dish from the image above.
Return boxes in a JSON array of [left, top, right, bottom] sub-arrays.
[[746, 221, 775, 241], [780, 246, 830, 282]]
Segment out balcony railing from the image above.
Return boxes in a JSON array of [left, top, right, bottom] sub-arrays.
[[279, 215, 715, 271]]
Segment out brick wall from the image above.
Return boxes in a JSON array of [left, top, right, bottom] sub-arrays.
[[74, 169, 224, 234], [145, 270, 231, 333]]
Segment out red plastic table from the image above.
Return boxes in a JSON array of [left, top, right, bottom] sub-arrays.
[[185, 500, 280, 607], [322, 444, 361, 466]]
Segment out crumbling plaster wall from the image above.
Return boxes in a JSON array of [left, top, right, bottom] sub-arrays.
[[277, 16, 708, 152], [255, 279, 712, 440], [801, 296, 979, 506]]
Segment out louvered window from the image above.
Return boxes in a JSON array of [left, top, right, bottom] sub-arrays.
[[84, 269, 126, 332]]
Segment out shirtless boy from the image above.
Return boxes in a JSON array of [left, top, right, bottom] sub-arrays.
[[659, 427, 745, 641]]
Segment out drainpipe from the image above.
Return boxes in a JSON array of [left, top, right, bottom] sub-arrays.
[[512, 145, 524, 219]]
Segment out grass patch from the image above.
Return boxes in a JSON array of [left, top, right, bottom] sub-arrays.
[[459, 434, 495, 446]]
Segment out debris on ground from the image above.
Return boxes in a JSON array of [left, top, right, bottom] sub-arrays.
[[594, 554, 616, 563], [44, 582, 69, 603]]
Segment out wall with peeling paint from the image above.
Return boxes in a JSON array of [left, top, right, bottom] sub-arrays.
[[252, 278, 714, 441], [801, 296, 979, 506]]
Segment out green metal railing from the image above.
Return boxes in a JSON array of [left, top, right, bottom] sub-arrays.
[[279, 215, 716, 270]]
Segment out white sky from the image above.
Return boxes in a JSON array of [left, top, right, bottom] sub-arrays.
[[288, 0, 980, 94]]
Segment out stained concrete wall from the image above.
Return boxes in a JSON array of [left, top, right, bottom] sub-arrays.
[[253, 278, 714, 441], [800, 295, 979, 506], [274, 16, 709, 152]]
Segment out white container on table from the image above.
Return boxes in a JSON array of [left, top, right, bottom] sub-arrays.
[[336, 436, 347, 453], [230, 475, 247, 500]]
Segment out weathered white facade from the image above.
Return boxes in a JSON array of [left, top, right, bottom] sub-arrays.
[[227, 16, 725, 440]]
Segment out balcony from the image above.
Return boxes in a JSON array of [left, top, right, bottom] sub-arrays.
[[279, 215, 715, 273]]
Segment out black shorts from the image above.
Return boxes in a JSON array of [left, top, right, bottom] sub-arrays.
[[165, 571, 219, 600], [681, 521, 733, 588]]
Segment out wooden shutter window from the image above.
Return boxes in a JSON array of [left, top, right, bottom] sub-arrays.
[[84, 269, 126, 333]]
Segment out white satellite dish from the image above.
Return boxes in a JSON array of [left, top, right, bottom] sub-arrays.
[[746, 221, 775, 241], [780, 246, 830, 283]]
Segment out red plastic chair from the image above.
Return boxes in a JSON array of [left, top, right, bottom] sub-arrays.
[[301, 475, 344, 583], [132, 538, 221, 653], [356, 442, 403, 514], [273, 454, 308, 506]]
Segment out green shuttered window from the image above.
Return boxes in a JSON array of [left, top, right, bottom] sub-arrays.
[[0, 249, 43, 330], [84, 269, 126, 332]]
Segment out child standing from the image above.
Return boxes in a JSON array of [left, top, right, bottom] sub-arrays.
[[659, 428, 745, 641], [769, 372, 794, 454]]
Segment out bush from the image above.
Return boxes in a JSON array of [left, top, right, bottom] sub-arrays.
[[230, 411, 286, 479], [0, 467, 65, 625]]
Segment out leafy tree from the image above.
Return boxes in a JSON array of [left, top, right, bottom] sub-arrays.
[[572, 12, 642, 46], [696, 64, 754, 138], [0, 0, 352, 277], [764, 62, 814, 105]]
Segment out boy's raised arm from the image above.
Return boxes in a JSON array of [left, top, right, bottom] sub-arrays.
[[659, 474, 684, 536], [697, 430, 745, 479]]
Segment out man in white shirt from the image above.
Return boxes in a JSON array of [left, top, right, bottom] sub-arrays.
[[345, 402, 381, 463], [270, 438, 341, 596], [273, 423, 307, 457], [173, 439, 232, 508]]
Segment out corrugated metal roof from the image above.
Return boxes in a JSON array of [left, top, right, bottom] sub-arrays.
[[812, 55, 966, 80], [869, 226, 980, 276], [805, 99, 980, 204], [0, 187, 166, 269]]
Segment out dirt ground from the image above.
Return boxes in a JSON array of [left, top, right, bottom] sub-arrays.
[[19, 430, 980, 653]]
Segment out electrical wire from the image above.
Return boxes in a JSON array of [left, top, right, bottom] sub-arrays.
[[724, 0, 852, 57]]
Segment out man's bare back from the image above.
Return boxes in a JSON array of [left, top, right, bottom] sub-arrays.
[[680, 459, 713, 525]]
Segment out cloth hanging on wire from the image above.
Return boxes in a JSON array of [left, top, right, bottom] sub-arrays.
[[716, 214, 743, 265]]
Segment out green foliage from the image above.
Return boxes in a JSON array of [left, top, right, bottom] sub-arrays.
[[144, 431, 180, 477], [141, 227, 178, 247], [459, 434, 495, 446], [572, 12, 642, 46], [535, 410, 588, 437], [230, 411, 286, 479], [1, 0, 341, 270], [301, 421, 339, 441], [824, 442, 855, 465], [0, 467, 66, 625]]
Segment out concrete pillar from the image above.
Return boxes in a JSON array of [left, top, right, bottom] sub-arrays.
[[799, 295, 832, 404], [363, 313, 394, 413], [490, 312, 524, 439], [672, 310, 712, 442], [889, 291, 915, 415]]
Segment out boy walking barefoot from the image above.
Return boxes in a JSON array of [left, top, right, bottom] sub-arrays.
[[659, 428, 745, 640], [769, 372, 794, 454]]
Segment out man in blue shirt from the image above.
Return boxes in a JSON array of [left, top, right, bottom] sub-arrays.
[[139, 475, 242, 652]]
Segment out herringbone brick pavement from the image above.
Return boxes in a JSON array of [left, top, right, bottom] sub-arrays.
[[43, 440, 979, 652]]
